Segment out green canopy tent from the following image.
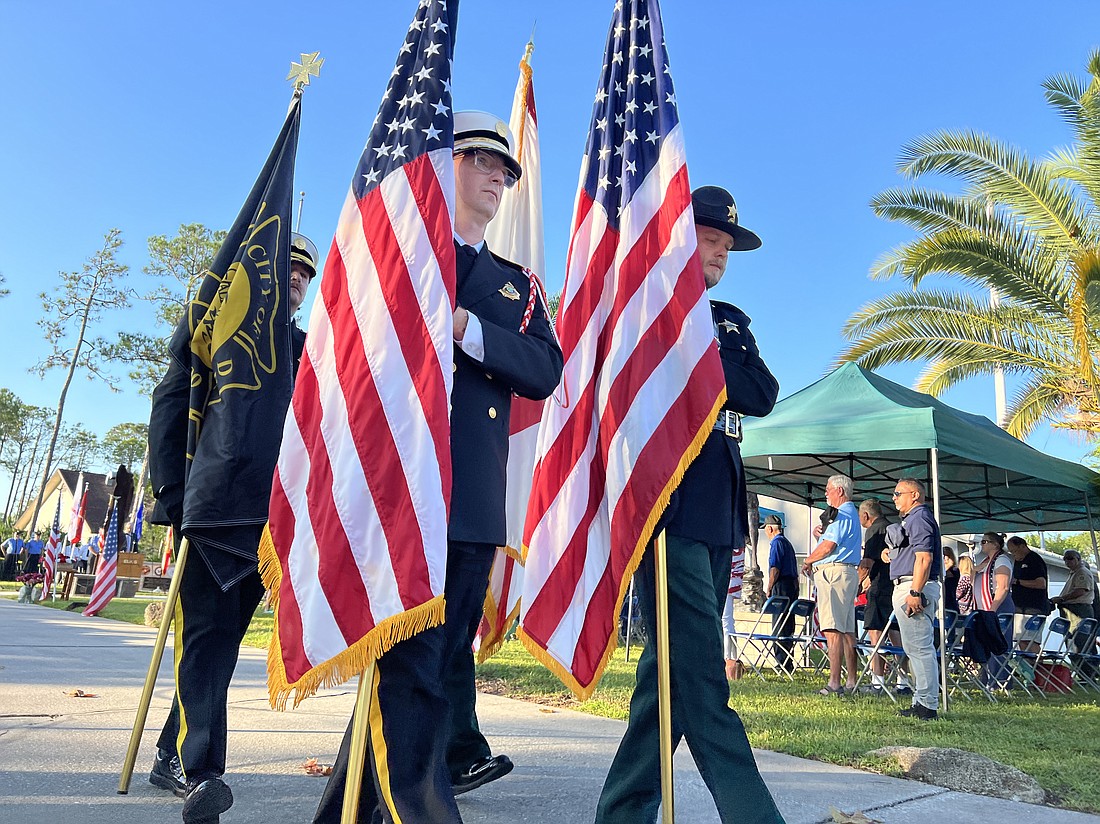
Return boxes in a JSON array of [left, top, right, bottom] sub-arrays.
[[740, 362, 1100, 709], [741, 362, 1100, 536]]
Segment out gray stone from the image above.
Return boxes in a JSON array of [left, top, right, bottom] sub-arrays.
[[869, 746, 1047, 804]]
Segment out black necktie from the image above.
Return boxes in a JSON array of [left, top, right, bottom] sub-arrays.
[[456, 243, 478, 288]]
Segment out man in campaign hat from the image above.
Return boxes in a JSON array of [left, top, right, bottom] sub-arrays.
[[311, 110, 562, 823], [147, 231, 319, 821], [595, 186, 783, 824]]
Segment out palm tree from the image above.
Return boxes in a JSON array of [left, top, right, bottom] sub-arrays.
[[838, 50, 1100, 441]]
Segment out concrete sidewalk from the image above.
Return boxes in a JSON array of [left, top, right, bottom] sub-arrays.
[[0, 598, 1095, 824]]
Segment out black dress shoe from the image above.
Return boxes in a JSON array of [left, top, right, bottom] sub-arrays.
[[182, 777, 234, 823], [898, 702, 938, 721], [148, 749, 186, 798], [452, 754, 514, 796]]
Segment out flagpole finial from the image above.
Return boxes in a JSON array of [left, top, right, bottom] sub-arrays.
[[526, 23, 536, 59], [287, 51, 324, 94]]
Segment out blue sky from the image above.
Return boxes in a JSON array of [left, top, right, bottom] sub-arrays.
[[3, 0, 1099, 481]]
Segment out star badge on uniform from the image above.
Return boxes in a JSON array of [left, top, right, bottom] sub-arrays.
[[499, 282, 521, 301]]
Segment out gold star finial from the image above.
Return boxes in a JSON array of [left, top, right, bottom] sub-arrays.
[[287, 52, 324, 93]]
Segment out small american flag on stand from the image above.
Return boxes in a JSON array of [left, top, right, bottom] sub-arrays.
[[83, 507, 119, 617], [42, 496, 62, 599], [519, 0, 725, 699], [260, 0, 459, 708]]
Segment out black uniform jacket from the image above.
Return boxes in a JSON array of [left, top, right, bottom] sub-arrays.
[[449, 243, 563, 545], [148, 324, 306, 530], [662, 300, 778, 548]]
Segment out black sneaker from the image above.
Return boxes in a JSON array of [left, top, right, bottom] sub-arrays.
[[182, 777, 233, 823], [451, 755, 514, 796], [895, 685, 914, 696], [148, 749, 186, 798], [898, 703, 938, 721]]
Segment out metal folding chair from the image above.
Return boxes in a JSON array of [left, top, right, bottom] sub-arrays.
[[729, 595, 790, 679], [942, 611, 998, 702], [1065, 618, 1100, 692], [1034, 617, 1074, 694], [773, 597, 817, 678], [1001, 614, 1047, 697]]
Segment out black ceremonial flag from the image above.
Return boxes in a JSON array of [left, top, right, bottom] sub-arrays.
[[148, 96, 301, 590]]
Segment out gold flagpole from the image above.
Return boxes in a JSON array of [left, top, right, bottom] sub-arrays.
[[654, 530, 675, 823], [118, 535, 190, 793], [341, 662, 378, 823]]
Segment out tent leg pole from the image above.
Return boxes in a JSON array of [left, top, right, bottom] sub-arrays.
[[930, 449, 948, 716], [1084, 495, 1100, 573]]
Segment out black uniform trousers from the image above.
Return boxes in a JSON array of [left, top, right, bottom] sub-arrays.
[[313, 541, 495, 824], [444, 605, 492, 779], [595, 534, 784, 824], [156, 547, 264, 782], [771, 576, 800, 673]]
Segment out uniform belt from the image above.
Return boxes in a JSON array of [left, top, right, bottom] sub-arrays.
[[891, 575, 941, 586], [713, 410, 743, 441]]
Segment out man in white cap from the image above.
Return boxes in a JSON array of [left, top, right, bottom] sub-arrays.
[[147, 232, 318, 817], [312, 111, 561, 824]]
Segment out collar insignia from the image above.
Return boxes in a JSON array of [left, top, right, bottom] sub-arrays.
[[718, 319, 740, 334]]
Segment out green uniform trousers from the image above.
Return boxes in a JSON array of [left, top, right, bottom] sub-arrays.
[[595, 534, 784, 824]]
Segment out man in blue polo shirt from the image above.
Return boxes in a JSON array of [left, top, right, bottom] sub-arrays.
[[22, 530, 45, 574], [801, 474, 861, 694], [763, 514, 799, 673], [886, 477, 943, 720]]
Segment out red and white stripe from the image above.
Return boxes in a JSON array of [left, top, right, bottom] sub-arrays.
[[67, 473, 87, 544], [518, 128, 725, 698], [42, 496, 62, 598], [83, 510, 119, 618], [265, 149, 456, 702], [477, 42, 546, 660]]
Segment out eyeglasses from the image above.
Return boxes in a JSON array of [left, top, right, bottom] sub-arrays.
[[464, 150, 518, 189], [981, 539, 997, 545], [891, 490, 908, 498]]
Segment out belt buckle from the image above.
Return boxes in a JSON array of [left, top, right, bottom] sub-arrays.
[[723, 411, 743, 442]]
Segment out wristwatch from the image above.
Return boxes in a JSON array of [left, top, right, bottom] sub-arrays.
[[909, 589, 922, 597]]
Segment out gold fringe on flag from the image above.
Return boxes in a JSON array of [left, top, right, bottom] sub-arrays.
[[518, 388, 728, 701], [258, 524, 447, 710]]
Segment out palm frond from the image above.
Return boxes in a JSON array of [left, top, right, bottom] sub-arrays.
[[882, 228, 1069, 314], [1005, 377, 1071, 439], [897, 130, 1094, 249]]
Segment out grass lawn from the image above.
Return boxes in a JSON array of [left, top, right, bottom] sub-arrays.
[[24, 599, 1100, 812]]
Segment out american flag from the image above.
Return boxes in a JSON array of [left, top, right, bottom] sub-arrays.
[[476, 41, 546, 662], [83, 507, 119, 617], [42, 496, 62, 599], [261, 0, 459, 708], [518, 0, 726, 699]]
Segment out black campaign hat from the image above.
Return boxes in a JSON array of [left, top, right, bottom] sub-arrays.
[[691, 186, 761, 251]]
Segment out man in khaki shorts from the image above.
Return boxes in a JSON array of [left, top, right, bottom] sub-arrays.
[[802, 474, 861, 694]]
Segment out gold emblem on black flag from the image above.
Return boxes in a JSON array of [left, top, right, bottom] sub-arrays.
[[190, 202, 285, 402]]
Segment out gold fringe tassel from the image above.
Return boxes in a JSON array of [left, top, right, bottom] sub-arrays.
[[519, 388, 728, 701], [475, 585, 523, 665], [258, 523, 448, 710]]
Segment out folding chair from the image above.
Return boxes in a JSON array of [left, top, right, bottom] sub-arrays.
[[1065, 618, 1100, 693], [729, 595, 790, 679], [1034, 617, 1074, 694], [1001, 614, 1047, 697], [942, 612, 998, 702], [773, 597, 817, 678]]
